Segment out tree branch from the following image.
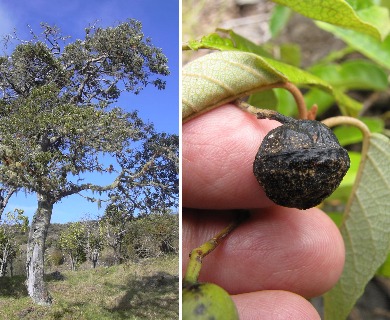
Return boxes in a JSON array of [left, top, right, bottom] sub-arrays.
[[0, 186, 17, 219]]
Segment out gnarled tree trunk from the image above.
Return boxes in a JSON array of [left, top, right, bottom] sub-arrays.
[[26, 193, 53, 305]]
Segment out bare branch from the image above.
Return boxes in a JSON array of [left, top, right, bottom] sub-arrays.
[[0, 186, 17, 219]]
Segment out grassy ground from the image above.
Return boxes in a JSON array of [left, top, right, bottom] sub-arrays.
[[0, 255, 179, 320]]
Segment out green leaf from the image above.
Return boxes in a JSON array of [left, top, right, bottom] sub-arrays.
[[334, 117, 385, 146], [274, 88, 297, 116], [187, 29, 272, 57], [270, 4, 292, 38], [317, 21, 390, 70], [304, 89, 335, 115], [271, 0, 387, 40], [279, 43, 301, 67], [182, 51, 288, 122], [327, 212, 344, 227], [345, 0, 378, 11], [309, 60, 388, 91], [183, 35, 363, 119], [354, 6, 390, 38], [247, 90, 278, 109], [377, 251, 390, 277], [187, 33, 237, 51], [261, 57, 362, 116], [323, 133, 390, 320], [327, 151, 361, 204]]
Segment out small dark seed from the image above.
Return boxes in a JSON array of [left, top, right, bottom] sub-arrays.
[[253, 119, 350, 209]]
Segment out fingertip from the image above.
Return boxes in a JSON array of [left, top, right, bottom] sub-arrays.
[[183, 104, 279, 209], [232, 290, 321, 320], [183, 206, 345, 298]]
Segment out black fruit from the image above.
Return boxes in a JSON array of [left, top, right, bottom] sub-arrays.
[[182, 282, 239, 320], [253, 117, 350, 209]]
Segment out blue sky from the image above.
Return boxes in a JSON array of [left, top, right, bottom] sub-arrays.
[[0, 0, 179, 223]]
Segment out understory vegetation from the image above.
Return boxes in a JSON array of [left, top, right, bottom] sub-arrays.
[[2, 212, 178, 276], [0, 212, 179, 319], [0, 255, 179, 320]]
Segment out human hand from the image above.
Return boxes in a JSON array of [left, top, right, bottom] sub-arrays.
[[182, 104, 345, 319]]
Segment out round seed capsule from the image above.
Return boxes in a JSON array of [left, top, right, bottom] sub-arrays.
[[253, 119, 350, 209], [183, 282, 239, 320]]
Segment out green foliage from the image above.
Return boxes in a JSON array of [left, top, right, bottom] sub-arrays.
[[377, 252, 390, 277], [98, 202, 179, 263], [271, 0, 390, 40], [184, 33, 364, 117], [58, 222, 87, 270], [0, 22, 178, 302], [126, 213, 179, 259], [0, 20, 178, 304], [270, 5, 292, 38], [0, 20, 178, 208], [183, 1, 390, 319], [98, 203, 130, 264], [0, 209, 28, 276], [62, 19, 169, 97], [46, 249, 64, 267]]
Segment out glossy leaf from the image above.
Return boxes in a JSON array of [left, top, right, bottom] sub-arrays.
[[187, 29, 272, 57], [271, 0, 389, 40], [317, 21, 390, 70], [323, 133, 390, 320], [354, 5, 390, 38], [279, 43, 301, 67], [187, 33, 237, 51], [309, 60, 388, 91], [304, 89, 335, 115], [261, 57, 362, 116]]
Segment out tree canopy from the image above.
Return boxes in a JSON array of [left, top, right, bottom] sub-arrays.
[[0, 20, 178, 305]]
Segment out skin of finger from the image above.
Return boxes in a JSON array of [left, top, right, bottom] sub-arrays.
[[232, 290, 321, 320], [183, 104, 279, 209], [182, 206, 345, 298]]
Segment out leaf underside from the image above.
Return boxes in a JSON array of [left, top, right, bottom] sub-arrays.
[[324, 133, 390, 320], [182, 51, 287, 122]]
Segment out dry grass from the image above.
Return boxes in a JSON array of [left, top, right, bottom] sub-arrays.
[[0, 255, 179, 320]]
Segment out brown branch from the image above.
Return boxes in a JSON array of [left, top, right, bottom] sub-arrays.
[[0, 186, 17, 219], [54, 153, 158, 203]]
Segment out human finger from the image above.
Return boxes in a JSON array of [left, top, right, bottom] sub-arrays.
[[232, 290, 321, 320], [183, 103, 279, 209], [182, 206, 344, 298]]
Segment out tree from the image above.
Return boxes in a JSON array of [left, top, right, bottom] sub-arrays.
[[0, 209, 28, 277], [0, 21, 178, 305], [126, 211, 179, 259], [58, 222, 87, 271], [99, 203, 129, 265], [99, 130, 179, 265], [84, 219, 103, 268]]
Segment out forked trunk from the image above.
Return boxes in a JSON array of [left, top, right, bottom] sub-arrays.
[[26, 193, 53, 305]]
